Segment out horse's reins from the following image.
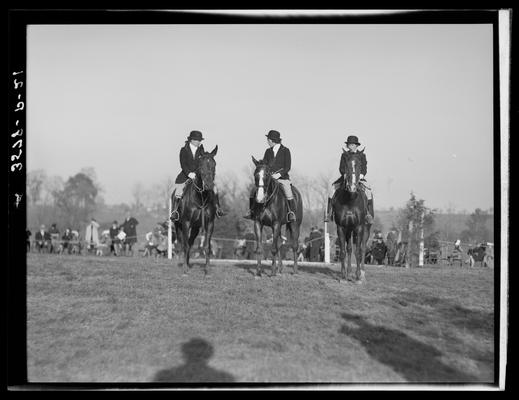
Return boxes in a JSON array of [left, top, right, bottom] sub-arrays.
[[186, 176, 210, 233]]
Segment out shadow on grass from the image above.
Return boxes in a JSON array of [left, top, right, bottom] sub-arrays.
[[389, 292, 494, 338], [339, 313, 480, 383], [153, 338, 235, 383]]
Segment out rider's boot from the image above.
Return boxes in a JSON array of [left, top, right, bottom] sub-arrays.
[[287, 198, 297, 223], [324, 197, 333, 222], [170, 196, 182, 222], [243, 197, 255, 219], [365, 199, 374, 224]]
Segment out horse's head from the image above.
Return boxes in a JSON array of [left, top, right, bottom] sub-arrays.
[[252, 156, 272, 203], [342, 149, 364, 193], [198, 145, 218, 190]]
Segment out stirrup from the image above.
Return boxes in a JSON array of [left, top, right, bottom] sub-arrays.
[[216, 208, 226, 218], [243, 210, 253, 220], [287, 211, 296, 222]]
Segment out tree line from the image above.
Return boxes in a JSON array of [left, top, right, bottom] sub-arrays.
[[27, 168, 494, 252]]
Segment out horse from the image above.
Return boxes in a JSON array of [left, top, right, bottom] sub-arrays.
[[171, 146, 219, 276], [332, 150, 371, 283], [249, 157, 303, 277]]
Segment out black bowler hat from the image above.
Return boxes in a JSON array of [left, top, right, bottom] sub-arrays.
[[345, 135, 360, 145], [187, 130, 204, 141], [266, 130, 281, 143]]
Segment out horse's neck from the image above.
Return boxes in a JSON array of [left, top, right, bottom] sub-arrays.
[[185, 181, 204, 201]]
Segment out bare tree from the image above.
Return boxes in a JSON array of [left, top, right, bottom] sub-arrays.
[[27, 169, 47, 205], [131, 182, 145, 210], [42, 175, 64, 206]]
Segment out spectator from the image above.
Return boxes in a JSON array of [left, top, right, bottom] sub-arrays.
[[85, 218, 100, 254], [117, 226, 127, 255], [454, 239, 462, 252], [26, 229, 32, 252], [309, 226, 322, 262], [318, 228, 325, 261], [71, 230, 82, 254], [48, 223, 60, 254], [109, 220, 120, 256], [120, 212, 139, 256], [61, 228, 73, 254], [304, 236, 311, 261], [34, 224, 51, 253]]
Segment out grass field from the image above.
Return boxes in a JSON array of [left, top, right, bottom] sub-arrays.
[[26, 253, 495, 385]]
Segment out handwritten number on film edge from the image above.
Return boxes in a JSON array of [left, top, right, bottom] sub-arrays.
[[11, 71, 24, 172]]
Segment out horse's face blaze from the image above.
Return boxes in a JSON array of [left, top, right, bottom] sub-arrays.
[[343, 154, 362, 193], [254, 164, 270, 203]]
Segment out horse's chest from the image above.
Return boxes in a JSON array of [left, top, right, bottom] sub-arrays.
[[257, 209, 275, 225]]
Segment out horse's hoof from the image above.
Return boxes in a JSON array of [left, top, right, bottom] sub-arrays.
[[254, 275, 261, 280], [182, 273, 188, 277]]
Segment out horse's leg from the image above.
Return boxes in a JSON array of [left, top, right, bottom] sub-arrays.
[[270, 223, 281, 276], [287, 223, 300, 275], [337, 227, 347, 280], [187, 224, 200, 270], [346, 230, 353, 281], [356, 227, 365, 282], [180, 222, 191, 275], [254, 220, 263, 277], [203, 221, 215, 276]]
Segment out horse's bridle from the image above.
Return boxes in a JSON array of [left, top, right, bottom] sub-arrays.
[[343, 158, 359, 193], [254, 166, 278, 206]]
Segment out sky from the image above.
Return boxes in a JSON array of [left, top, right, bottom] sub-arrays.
[[27, 22, 495, 212]]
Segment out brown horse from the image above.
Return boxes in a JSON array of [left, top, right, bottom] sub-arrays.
[[250, 157, 303, 277], [332, 150, 371, 283], [172, 146, 219, 276]]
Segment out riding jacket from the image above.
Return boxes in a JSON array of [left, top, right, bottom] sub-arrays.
[[339, 150, 367, 177], [175, 142, 206, 184], [263, 144, 292, 180]]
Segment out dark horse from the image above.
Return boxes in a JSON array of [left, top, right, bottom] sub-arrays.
[[171, 146, 219, 276], [332, 150, 371, 283], [250, 157, 303, 277]]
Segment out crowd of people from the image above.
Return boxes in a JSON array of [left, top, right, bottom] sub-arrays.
[[27, 215, 492, 267], [27, 213, 141, 257]]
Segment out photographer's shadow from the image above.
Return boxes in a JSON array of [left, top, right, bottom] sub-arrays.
[[153, 338, 235, 383]]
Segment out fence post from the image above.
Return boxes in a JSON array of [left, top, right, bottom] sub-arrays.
[[168, 198, 172, 260], [406, 219, 413, 268], [324, 220, 330, 263], [418, 210, 424, 267]]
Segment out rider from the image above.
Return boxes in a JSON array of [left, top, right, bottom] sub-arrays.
[[170, 130, 224, 222], [324, 134, 374, 224], [243, 129, 297, 222]]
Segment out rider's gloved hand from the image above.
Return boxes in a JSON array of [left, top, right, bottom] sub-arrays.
[[272, 173, 281, 179], [188, 172, 196, 179]]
